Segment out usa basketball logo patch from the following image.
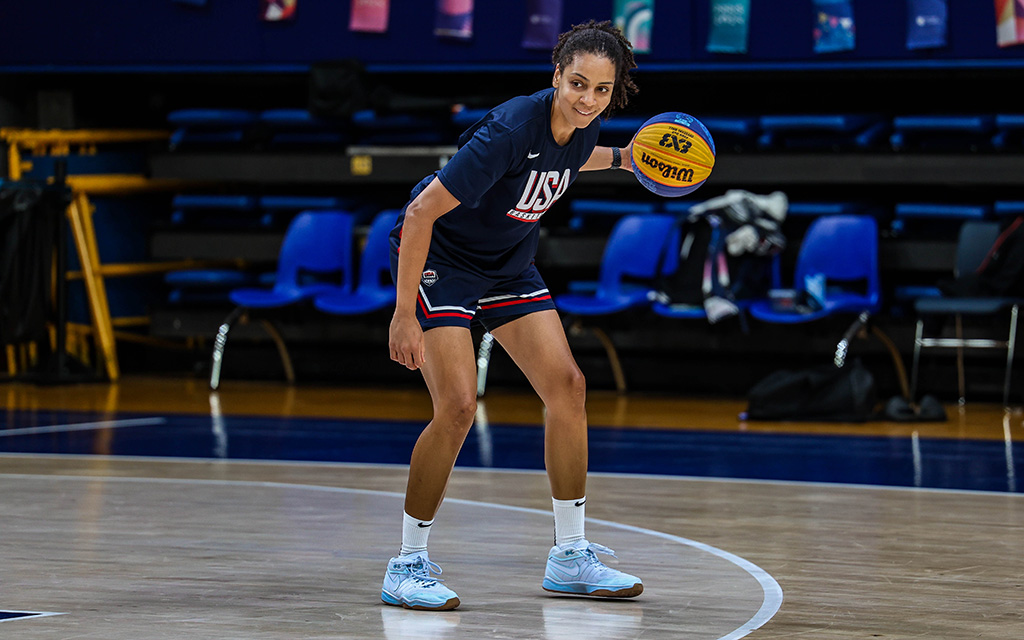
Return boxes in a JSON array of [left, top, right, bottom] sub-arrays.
[[421, 269, 439, 287]]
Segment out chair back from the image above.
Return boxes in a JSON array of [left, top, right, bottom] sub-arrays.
[[599, 214, 676, 296], [955, 221, 1000, 277], [794, 215, 880, 306], [358, 210, 398, 291], [275, 211, 354, 293]]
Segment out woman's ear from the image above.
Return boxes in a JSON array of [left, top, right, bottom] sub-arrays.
[[552, 64, 561, 88]]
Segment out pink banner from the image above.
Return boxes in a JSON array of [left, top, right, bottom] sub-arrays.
[[995, 0, 1024, 47], [434, 0, 474, 40], [350, 0, 390, 33]]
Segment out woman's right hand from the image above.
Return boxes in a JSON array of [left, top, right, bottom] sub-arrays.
[[389, 312, 425, 371]]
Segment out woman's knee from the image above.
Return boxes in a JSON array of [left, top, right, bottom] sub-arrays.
[[433, 394, 478, 433], [546, 365, 586, 413]]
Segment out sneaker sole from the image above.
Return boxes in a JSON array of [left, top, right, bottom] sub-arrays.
[[542, 582, 644, 598], [381, 592, 461, 611]]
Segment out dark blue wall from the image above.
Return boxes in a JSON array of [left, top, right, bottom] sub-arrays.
[[3, 1, 1022, 71]]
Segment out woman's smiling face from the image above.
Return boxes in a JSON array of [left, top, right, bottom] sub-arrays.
[[550, 53, 616, 144]]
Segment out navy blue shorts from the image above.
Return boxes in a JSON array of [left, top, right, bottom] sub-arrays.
[[389, 237, 555, 331]]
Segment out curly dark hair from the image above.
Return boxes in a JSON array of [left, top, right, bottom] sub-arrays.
[[551, 19, 639, 116]]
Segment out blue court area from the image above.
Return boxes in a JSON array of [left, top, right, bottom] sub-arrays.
[[1, 409, 1020, 494]]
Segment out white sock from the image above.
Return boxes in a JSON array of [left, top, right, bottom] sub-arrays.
[[552, 496, 586, 548], [400, 511, 433, 557]]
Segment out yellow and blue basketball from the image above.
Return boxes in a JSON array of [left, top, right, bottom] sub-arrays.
[[631, 112, 716, 197]]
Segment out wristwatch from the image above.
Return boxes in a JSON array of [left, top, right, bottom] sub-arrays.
[[610, 146, 622, 170]]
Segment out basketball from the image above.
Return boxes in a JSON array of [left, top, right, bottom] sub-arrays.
[[631, 112, 716, 197]]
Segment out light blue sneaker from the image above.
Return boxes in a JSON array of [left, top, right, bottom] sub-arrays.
[[381, 552, 460, 611], [543, 541, 643, 598]]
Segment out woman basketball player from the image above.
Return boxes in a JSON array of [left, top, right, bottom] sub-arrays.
[[382, 20, 643, 610]]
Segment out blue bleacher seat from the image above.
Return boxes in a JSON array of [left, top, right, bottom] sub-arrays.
[[701, 116, 759, 151], [259, 109, 349, 147], [170, 194, 261, 228], [567, 199, 659, 231], [995, 201, 1024, 218], [894, 203, 990, 221], [758, 114, 887, 150], [993, 114, 1024, 150], [890, 115, 996, 151], [351, 110, 446, 145], [167, 109, 259, 149]]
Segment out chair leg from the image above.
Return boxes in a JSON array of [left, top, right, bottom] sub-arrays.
[[476, 332, 494, 397], [1004, 304, 1019, 407], [259, 319, 296, 384], [910, 319, 924, 402], [955, 314, 966, 405], [590, 326, 627, 394], [210, 307, 244, 391]]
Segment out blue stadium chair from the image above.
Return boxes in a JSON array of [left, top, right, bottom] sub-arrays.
[[554, 214, 676, 392], [758, 114, 887, 151], [890, 115, 996, 151], [167, 109, 259, 150], [352, 110, 447, 145], [566, 198, 659, 232], [910, 221, 1023, 406], [210, 211, 355, 390], [749, 215, 881, 324], [993, 114, 1024, 150], [259, 109, 349, 148], [701, 116, 759, 151], [314, 210, 398, 317], [451, 107, 488, 129], [170, 194, 265, 228], [786, 202, 864, 218], [995, 201, 1024, 218], [892, 203, 990, 239]]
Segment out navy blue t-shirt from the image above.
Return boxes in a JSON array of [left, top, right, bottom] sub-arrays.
[[393, 88, 600, 279]]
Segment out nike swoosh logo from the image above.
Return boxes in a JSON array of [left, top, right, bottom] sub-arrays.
[[417, 522, 432, 528], [549, 562, 587, 582], [575, 499, 586, 507], [527, 151, 540, 159]]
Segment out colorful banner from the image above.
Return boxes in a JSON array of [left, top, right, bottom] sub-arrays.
[[434, 0, 474, 40], [813, 0, 855, 54], [522, 0, 563, 50], [995, 0, 1024, 47], [907, 0, 947, 50], [261, 0, 296, 22], [707, 0, 751, 54], [614, 0, 654, 54], [350, 0, 390, 34]]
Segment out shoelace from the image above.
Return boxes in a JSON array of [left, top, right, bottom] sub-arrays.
[[578, 542, 618, 566], [401, 557, 447, 586]]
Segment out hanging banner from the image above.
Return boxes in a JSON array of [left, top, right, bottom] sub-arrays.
[[995, 0, 1024, 47], [350, 0, 390, 34], [707, 0, 751, 54], [813, 0, 855, 54], [522, 0, 563, 50], [614, 0, 654, 54], [906, 0, 947, 50], [435, 0, 474, 40], [261, 0, 296, 22]]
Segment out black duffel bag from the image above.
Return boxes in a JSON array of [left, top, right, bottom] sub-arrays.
[[745, 360, 877, 422]]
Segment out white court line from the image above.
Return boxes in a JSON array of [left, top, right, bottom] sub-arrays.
[[2, 473, 783, 640], [0, 418, 167, 438]]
